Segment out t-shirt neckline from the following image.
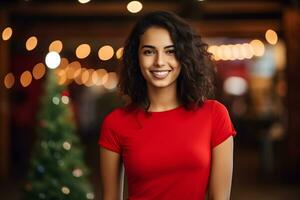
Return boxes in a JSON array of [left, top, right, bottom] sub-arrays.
[[143, 105, 184, 116]]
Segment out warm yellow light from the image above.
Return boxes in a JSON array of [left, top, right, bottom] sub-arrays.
[[55, 69, 67, 85], [218, 45, 227, 60], [49, 40, 63, 53], [76, 44, 91, 59], [103, 72, 118, 90], [26, 36, 38, 51], [231, 44, 240, 60], [242, 43, 254, 59], [58, 58, 69, 69], [2, 27, 12, 41], [265, 29, 278, 45], [92, 69, 108, 85], [127, 1, 143, 13], [74, 68, 85, 85], [4, 73, 15, 89], [20, 71, 32, 87], [66, 61, 81, 79], [250, 39, 265, 57], [84, 69, 95, 87], [81, 68, 90, 84], [78, 0, 91, 4], [116, 47, 124, 59], [98, 45, 114, 61], [32, 63, 46, 80], [223, 45, 232, 61]]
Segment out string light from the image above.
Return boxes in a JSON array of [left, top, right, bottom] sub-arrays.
[[20, 71, 32, 87], [4, 73, 15, 89], [61, 186, 70, 195], [98, 45, 114, 61], [223, 76, 248, 96], [76, 44, 91, 59], [66, 61, 81, 79], [92, 69, 108, 85], [63, 141, 71, 150], [265, 29, 278, 45], [2, 27, 12, 41], [52, 96, 60, 105], [49, 40, 63, 53], [61, 96, 69, 104], [86, 192, 95, 199], [45, 51, 61, 69], [78, 0, 91, 4], [26, 36, 38, 51], [32, 63, 46, 80], [250, 39, 265, 57], [103, 72, 118, 90], [72, 168, 83, 177], [127, 1, 143, 13], [116, 47, 124, 59]]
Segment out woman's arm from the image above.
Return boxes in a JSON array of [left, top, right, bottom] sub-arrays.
[[208, 136, 234, 200], [100, 147, 124, 200]]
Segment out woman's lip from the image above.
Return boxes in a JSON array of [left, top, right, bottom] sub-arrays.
[[150, 70, 172, 72]]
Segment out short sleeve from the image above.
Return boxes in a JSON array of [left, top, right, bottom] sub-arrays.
[[211, 101, 237, 148], [98, 113, 121, 154]]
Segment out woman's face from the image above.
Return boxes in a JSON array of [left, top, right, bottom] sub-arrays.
[[138, 26, 181, 90]]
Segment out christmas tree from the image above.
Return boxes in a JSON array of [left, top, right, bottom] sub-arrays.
[[24, 69, 94, 200]]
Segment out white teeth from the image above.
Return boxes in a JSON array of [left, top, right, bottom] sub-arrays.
[[151, 70, 171, 79]]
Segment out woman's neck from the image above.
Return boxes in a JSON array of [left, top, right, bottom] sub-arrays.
[[146, 83, 180, 112]]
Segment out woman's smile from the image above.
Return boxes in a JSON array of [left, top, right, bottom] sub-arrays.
[[150, 70, 172, 79]]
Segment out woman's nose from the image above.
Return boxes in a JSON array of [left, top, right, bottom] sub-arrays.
[[154, 52, 166, 67]]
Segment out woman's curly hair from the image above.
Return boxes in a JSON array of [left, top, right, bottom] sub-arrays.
[[117, 11, 216, 112]]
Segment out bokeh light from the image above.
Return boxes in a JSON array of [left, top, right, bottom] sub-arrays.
[[49, 40, 63, 53], [20, 71, 32, 87], [66, 61, 81, 79], [250, 39, 265, 57], [116, 47, 124, 59], [2, 27, 12, 41], [76, 44, 91, 59], [127, 1, 143, 13], [45, 51, 61, 69], [78, 0, 91, 4], [32, 63, 46, 80], [265, 29, 278, 45], [103, 72, 118, 90], [92, 68, 108, 86], [223, 76, 248, 96], [26, 36, 38, 51], [98, 45, 114, 61], [4, 73, 15, 89]]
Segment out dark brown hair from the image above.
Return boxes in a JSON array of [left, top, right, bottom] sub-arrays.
[[118, 11, 215, 112]]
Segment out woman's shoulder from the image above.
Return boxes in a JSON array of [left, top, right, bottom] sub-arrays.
[[103, 106, 137, 123], [201, 99, 228, 112]]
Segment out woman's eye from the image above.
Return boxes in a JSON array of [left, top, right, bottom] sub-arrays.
[[166, 49, 176, 55], [143, 50, 154, 55]]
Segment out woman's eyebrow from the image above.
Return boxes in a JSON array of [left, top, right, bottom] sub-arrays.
[[141, 45, 175, 49]]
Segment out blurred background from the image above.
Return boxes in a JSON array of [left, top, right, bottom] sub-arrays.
[[0, 0, 300, 199]]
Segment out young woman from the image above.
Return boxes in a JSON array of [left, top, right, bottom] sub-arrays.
[[99, 11, 236, 200]]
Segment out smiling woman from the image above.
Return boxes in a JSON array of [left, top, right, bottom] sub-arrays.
[[99, 11, 236, 200], [138, 26, 181, 93]]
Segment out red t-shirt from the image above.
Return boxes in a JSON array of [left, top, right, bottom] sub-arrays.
[[99, 100, 236, 200]]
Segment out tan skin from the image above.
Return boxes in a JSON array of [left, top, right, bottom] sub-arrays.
[[100, 26, 234, 200]]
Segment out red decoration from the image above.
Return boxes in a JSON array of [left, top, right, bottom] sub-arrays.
[[61, 90, 70, 97]]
